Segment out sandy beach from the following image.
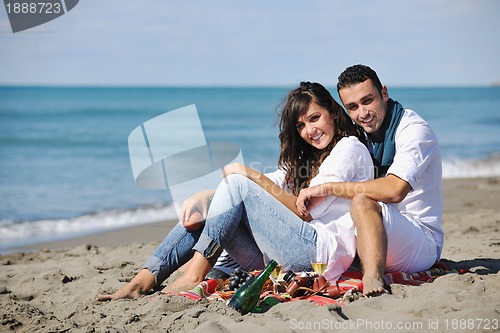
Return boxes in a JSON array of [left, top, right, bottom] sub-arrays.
[[1, 177, 499, 333]]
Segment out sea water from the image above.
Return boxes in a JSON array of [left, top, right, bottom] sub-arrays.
[[1, 86, 499, 251]]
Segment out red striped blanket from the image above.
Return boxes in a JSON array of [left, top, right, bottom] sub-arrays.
[[174, 261, 462, 309]]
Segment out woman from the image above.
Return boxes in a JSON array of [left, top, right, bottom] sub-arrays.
[[98, 82, 373, 300]]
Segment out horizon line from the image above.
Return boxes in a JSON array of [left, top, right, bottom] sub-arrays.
[[1, 83, 499, 89]]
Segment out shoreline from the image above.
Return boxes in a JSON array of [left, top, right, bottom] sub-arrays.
[[4, 219, 178, 254]]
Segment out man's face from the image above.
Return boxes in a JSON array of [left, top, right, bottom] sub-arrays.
[[339, 79, 388, 138]]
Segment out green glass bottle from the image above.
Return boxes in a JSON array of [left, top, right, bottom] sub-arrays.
[[227, 259, 277, 315]]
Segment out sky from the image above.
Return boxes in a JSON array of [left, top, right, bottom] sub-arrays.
[[1, 0, 499, 87]]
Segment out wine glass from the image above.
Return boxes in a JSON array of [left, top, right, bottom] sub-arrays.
[[263, 252, 282, 292], [309, 247, 328, 276]]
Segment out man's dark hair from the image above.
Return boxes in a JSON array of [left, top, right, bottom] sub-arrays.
[[337, 64, 384, 97]]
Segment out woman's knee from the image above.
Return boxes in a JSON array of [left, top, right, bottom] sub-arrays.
[[220, 174, 256, 199]]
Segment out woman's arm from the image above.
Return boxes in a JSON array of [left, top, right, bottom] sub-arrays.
[[223, 163, 312, 221]]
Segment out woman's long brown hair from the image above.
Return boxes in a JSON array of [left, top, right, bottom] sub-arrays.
[[277, 82, 365, 195]]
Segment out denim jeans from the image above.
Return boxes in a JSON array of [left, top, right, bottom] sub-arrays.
[[143, 174, 317, 285]]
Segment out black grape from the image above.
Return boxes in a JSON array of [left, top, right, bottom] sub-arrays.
[[225, 268, 253, 291]]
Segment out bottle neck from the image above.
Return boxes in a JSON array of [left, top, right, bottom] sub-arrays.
[[261, 259, 277, 276]]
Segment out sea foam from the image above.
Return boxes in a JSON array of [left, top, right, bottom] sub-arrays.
[[0, 204, 178, 252], [442, 154, 500, 179]]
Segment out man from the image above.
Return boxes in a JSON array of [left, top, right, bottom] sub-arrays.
[[296, 64, 443, 296]]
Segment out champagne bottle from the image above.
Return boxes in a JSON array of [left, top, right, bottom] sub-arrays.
[[227, 259, 277, 315]]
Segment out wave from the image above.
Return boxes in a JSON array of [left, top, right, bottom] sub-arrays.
[[442, 154, 500, 179], [0, 204, 178, 252]]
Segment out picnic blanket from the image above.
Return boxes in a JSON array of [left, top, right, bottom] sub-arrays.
[[176, 261, 464, 310]]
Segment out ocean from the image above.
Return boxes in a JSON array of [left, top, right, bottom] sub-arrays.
[[1, 86, 499, 252]]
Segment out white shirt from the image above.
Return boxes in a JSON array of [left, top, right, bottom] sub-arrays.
[[266, 136, 374, 282], [386, 109, 444, 257]]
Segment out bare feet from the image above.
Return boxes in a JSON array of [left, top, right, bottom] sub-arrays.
[[160, 273, 204, 294], [97, 269, 155, 301], [362, 274, 388, 296], [161, 252, 213, 294]]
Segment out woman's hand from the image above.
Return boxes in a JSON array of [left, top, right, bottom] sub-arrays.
[[222, 162, 249, 177], [180, 189, 214, 230], [296, 184, 329, 217]]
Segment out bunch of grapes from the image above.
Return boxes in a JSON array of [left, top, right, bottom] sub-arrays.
[[226, 268, 254, 291]]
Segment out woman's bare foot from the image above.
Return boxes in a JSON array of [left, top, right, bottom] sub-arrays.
[[161, 251, 213, 293], [160, 273, 204, 294], [97, 269, 155, 301], [362, 273, 388, 296]]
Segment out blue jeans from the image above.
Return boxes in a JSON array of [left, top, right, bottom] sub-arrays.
[[143, 174, 317, 285]]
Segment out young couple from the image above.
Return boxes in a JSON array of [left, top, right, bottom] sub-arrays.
[[98, 64, 443, 300]]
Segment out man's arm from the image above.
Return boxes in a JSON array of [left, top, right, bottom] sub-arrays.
[[329, 174, 411, 203], [296, 174, 412, 216]]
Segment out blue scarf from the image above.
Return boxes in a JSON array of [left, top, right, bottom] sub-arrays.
[[371, 98, 405, 178]]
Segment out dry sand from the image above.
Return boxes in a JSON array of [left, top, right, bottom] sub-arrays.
[[1, 177, 499, 332]]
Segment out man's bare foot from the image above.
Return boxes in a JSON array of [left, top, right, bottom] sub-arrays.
[[362, 274, 388, 296], [160, 274, 203, 294], [97, 269, 155, 301]]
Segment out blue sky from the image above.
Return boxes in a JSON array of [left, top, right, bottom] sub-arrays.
[[1, 0, 499, 86]]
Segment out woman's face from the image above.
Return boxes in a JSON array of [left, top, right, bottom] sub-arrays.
[[296, 103, 335, 150]]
